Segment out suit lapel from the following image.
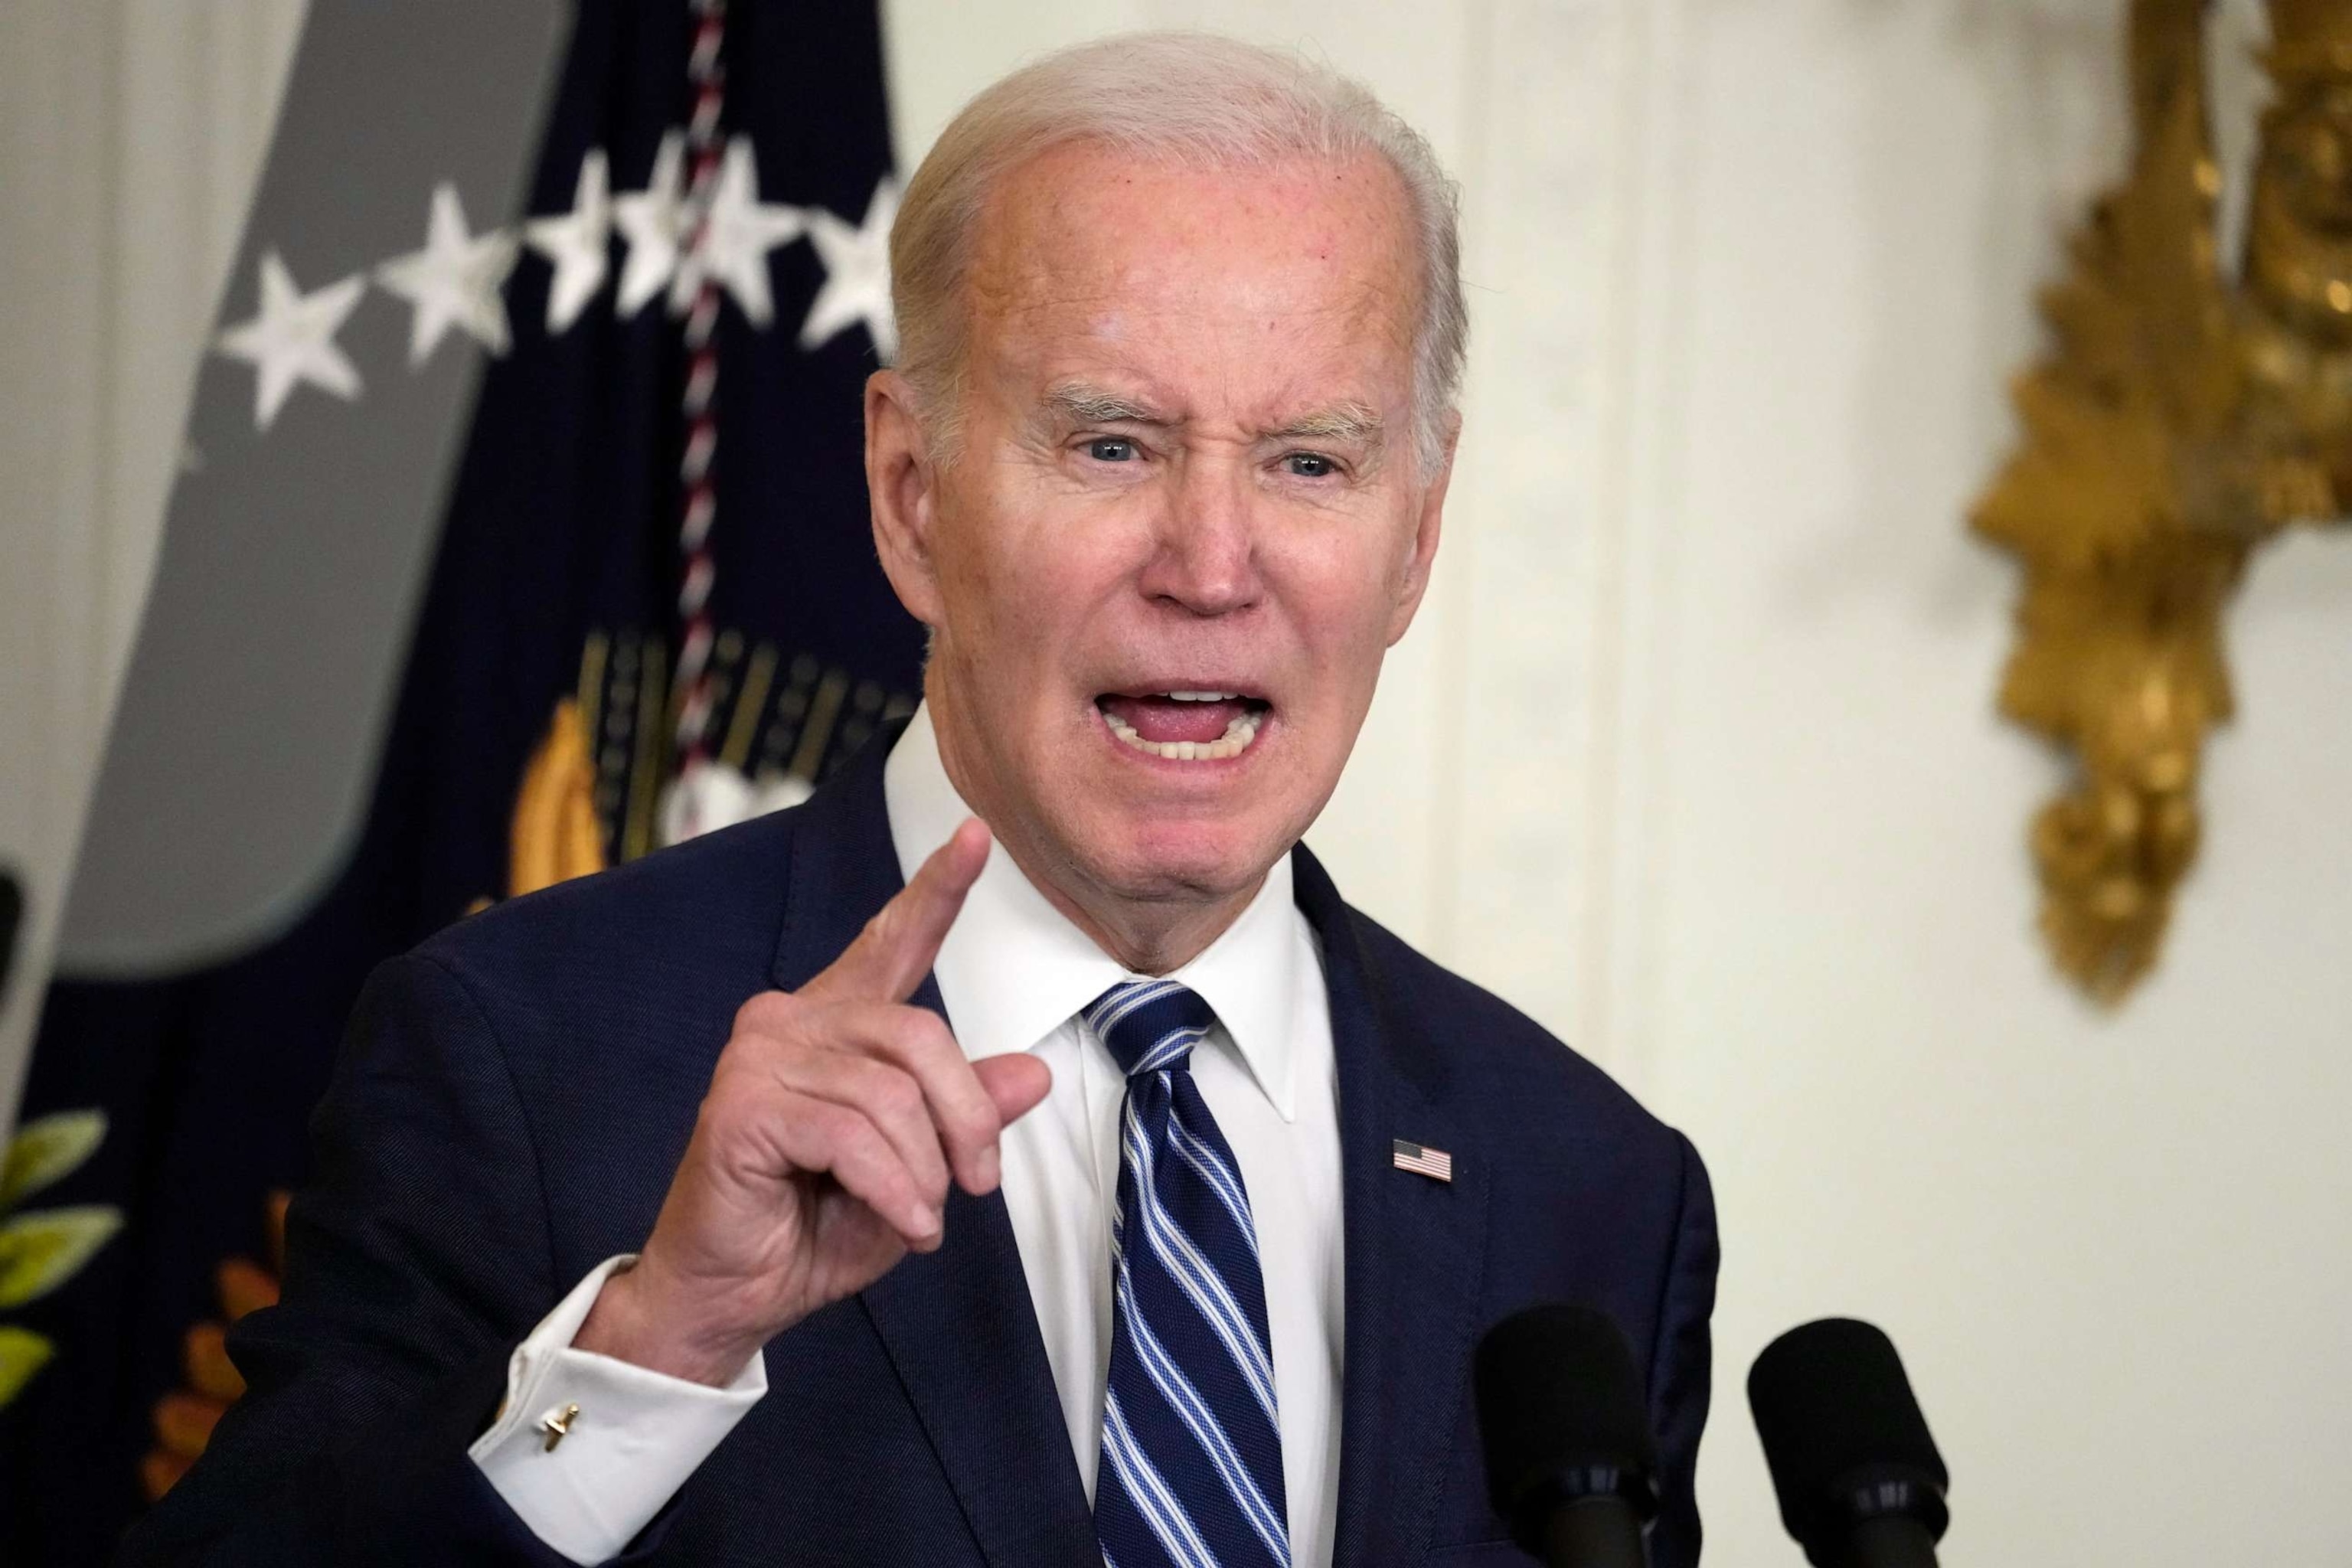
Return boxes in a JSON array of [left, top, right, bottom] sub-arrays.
[[858, 1076, 1100, 1568], [1296, 848, 1493, 1568], [771, 740, 1492, 1567], [769, 733, 1098, 1567]]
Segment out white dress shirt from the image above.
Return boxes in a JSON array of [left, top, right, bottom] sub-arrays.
[[472, 705, 1347, 1566]]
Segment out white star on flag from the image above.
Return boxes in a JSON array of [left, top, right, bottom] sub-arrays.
[[614, 132, 688, 317], [800, 178, 899, 361], [674, 136, 805, 325], [374, 182, 520, 365], [214, 250, 366, 430], [526, 149, 612, 332]]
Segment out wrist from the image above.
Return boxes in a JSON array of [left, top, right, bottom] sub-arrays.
[[573, 1257, 766, 1388]]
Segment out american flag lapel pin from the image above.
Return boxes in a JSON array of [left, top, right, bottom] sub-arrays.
[[1391, 1138, 1454, 1183]]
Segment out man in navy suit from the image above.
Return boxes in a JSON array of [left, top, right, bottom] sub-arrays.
[[127, 31, 1716, 1568]]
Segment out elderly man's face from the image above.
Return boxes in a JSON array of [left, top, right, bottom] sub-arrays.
[[872, 141, 1449, 928]]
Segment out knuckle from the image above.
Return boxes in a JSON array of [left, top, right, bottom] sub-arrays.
[[801, 1107, 867, 1174], [880, 1008, 953, 1076], [874, 1069, 923, 1120], [733, 990, 795, 1037], [910, 1011, 959, 1061], [958, 1095, 1004, 1144], [823, 1103, 882, 1161]]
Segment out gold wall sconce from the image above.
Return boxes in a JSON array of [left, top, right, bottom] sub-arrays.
[[1975, 0, 2351, 1001]]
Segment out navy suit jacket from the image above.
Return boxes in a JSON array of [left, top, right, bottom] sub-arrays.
[[122, 730, 1717, 1567]]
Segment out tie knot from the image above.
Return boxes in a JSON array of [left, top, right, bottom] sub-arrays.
[[1083, 980, 1217, 1076]]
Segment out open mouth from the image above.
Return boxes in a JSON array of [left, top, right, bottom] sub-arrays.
[[1095, 690, 1272, 762]]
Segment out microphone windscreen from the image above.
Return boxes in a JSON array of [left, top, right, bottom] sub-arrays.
[[1746, 1318, 1948, 1561], [1473, 1302, 1658, 1535]]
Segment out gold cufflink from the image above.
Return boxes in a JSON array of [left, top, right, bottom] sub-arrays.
[[537, 1402, 581, 1452]]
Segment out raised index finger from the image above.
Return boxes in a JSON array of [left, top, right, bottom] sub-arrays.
[[805, 817, 989, 1002]]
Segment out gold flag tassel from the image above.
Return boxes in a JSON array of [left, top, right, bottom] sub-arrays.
[[508, 697, 608, 900]]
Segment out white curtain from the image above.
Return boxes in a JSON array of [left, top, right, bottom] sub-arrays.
[[0, 0, 309, 1125]]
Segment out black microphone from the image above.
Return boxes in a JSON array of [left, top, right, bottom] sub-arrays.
[[1473, 1303, 1659, 1568], [1746, 1318, 1949, 1568]]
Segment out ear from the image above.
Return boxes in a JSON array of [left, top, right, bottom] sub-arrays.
[[866, 369, 947, 627], [1384, 412, 1459, 647]]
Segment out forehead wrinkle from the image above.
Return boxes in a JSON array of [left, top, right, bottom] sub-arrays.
[[965, 147, 1426, 447]]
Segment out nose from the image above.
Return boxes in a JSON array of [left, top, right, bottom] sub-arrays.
[[1135, 458, 1263, 617]]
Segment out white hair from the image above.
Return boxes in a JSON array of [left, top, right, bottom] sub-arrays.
[[890, 31, 1468, 475]]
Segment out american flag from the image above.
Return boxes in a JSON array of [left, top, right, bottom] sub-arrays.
[[2, 2, 920, 1557], [1391, 1138, 1455, 1183]]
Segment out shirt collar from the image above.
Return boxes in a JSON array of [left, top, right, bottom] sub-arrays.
[[881, 703, 1303, 1121]]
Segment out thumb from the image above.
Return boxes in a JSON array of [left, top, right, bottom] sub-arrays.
[[972, 1054, 1052, 1126]]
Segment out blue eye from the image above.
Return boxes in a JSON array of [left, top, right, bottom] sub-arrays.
[[1086, 438, 1136, 462], [1284, 452, 1337, 478]]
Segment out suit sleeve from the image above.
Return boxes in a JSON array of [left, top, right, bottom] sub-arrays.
[[116, 951, 610, 1567], [1644, 1131, 1720, 1568]]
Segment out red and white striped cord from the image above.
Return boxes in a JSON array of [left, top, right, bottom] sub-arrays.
[[671, 0, 728, 789]]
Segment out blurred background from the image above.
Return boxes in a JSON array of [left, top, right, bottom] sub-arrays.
[[3, 0, 2349, 1562]]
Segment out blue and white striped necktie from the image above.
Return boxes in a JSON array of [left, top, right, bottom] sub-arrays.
[[1086, 979, 1291, 1568]]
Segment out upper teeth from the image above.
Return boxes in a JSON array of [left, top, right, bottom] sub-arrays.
[[1165, 691, 1239, 701]]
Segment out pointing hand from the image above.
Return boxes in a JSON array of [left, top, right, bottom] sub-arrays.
[[574, 819, 1050, 1384]]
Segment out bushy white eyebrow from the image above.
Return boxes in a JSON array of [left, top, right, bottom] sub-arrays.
[[1044, 383, 1166, 426], [1043, 383, 1385, 449], [1268, 403, 1384, 446]]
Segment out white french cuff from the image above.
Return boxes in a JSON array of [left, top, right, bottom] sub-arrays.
[[469, 1254, 767, 1565]]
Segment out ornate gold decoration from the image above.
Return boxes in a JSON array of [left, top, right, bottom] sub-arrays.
[[509, 697, 609, 898], [1975, 0, 2352, 1001]]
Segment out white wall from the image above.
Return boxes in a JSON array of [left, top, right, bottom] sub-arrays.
[[1605, 7, 2352, 1564], [890, 2, 2352, 1563], [5, 0, 2348, 1560]]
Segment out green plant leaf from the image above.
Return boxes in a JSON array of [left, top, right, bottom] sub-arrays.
[[0, 1206, 124, 1308], [1, 1109, 109, 1211], [0, 1326, 56, 1409]]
